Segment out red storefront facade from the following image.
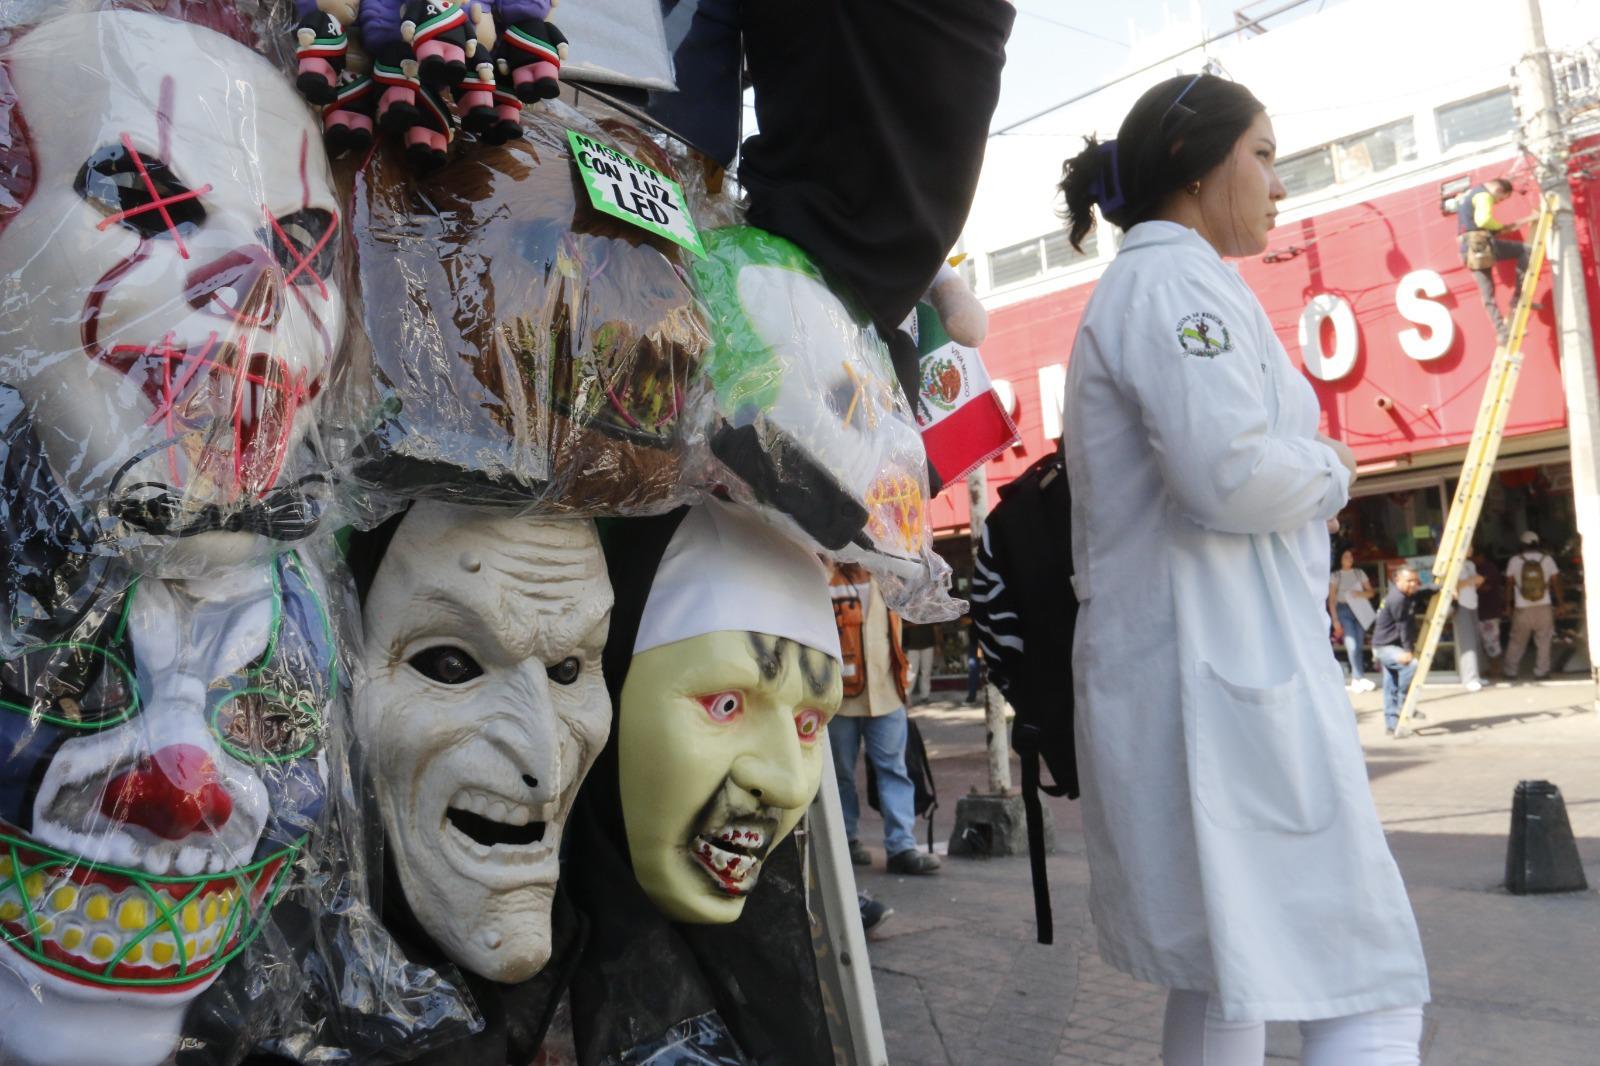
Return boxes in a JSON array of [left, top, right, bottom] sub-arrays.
[[936, 146, 1600, 533]]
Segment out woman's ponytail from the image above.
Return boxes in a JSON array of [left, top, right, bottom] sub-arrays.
[[1058, 135, 1108, 253]]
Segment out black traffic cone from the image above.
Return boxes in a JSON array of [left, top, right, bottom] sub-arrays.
[[1505, 780, 1588, 895]]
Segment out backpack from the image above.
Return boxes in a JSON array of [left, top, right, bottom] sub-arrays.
[[866, 717, 939, 851], [969, 448, 1078, 945], [1519, 553, 1548, 603]]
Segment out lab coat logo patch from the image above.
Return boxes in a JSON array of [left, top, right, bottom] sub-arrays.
[[1176, 312, 1233, 358]]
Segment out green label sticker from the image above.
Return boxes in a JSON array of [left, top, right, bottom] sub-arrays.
[[566, 129, 705, 257]]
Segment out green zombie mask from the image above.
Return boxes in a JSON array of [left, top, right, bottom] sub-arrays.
[[0, 554, 335, 1066]]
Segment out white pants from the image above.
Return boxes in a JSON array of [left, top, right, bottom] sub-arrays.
[[1162, 990, 1424, 1066], [907, 646, 935, 701]]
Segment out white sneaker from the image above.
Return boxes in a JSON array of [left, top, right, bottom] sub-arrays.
[[1464, 681, 1484, 692], [1355, 678, 1377, 693]]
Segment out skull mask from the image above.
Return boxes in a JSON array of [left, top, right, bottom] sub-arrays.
[[355, 504, 613, 983], [692, 227, 929, 573], [0, 554, 335, 1066], [0, 10, 345, 564]]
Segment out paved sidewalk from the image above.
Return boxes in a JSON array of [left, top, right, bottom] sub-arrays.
[[844, 682, 1600, 1065]]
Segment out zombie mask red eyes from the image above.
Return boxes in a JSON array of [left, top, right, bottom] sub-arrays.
[[0, 10, 346, 563]]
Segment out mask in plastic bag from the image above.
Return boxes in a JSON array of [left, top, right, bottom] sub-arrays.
[[337, 102, 708, 514], [0, 8, 345, 571], [353, 503, 612, 984], [689, 225, 955, 620], [0, 552, 334, 1066]]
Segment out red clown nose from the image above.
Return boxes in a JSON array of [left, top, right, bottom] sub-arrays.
[[102, 745, 234, 839]]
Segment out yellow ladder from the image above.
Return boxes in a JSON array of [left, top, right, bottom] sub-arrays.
[[1393, 193, 1558, 738]]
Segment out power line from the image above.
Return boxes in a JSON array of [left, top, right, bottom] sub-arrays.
[[990, 0, 1322, 137], [1013, 6, 1129, 49]]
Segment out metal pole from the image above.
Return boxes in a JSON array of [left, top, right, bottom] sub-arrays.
[[1517, 0, 1600, 711], [966, 466, 1012, 793]]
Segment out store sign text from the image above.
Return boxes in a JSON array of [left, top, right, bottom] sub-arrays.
[[1300, 269, 1457, 382]]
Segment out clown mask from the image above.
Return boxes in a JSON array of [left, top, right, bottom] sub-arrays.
[[0, 555, 334, 1066], [356, 504, 612, 983], [618, 502, 842, 924], [0, 10, 344, 566]]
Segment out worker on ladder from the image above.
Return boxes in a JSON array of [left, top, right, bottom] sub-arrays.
[[1457, 177, 1540, 344]]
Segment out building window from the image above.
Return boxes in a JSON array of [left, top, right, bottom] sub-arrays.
[[1332, 118, 1417, 182], [989, 239, 1042, 287], [988, 228, 1096, 289], [1277, 147, 1336, 198], [1044, 227, 1095, 269], [1437, 89, 1516, 151]]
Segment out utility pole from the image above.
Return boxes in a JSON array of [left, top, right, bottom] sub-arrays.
[[1516, 0, 1600, 711], [966, 465, 1011, 794]]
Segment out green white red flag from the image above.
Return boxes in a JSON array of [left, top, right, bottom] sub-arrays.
[[906, 302, 1019, 485]]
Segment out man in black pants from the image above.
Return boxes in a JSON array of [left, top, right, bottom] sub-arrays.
[[1457, 177, 1538, 343]]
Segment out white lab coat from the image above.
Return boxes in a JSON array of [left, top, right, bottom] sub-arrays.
[[1062, 221, 1429, 1021]]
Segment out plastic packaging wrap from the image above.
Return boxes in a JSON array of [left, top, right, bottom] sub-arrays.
[[686, 225, 958, 622], [330, 98, 710, 515], [0, 550, 334, 1066], [0, 4, 351, 579]]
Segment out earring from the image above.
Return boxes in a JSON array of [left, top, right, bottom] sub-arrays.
[[1186, 181, 1201, 195]]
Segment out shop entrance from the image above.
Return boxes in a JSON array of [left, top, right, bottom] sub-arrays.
[[1333, 454, 1587, 680]]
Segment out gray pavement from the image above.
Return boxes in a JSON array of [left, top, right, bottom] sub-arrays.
[[844, 681, 1600, 1065]]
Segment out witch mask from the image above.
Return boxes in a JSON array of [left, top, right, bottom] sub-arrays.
[[619, 502, 842, 925], [0, 10, 344, 562], [356, 504, 613, 983], [0, 554, 334, 1066]]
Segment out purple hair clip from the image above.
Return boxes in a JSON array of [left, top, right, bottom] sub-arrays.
[[1087, 139, 1126, 217]]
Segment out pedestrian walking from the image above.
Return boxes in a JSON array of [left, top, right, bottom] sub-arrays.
[[827, 564, 941, 875], [1504, 530, 1562, 680], [1453, 556, 1486, 691], [1473, 547, 1507, 678], [1058, 73, 1428, 1065], [902, 621, 938, 704], [1328, 549, 1378, 692], [1371, 566, 1425, 734]]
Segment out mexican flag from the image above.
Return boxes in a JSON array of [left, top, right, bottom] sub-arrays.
[[906, 302, 1019, 485]]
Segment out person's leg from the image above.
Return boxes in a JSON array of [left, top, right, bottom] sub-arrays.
[[1471, 266, 1507, 340], [1299, 1005, 1424, 1066], [862, 708, 919, 857], [1495, 237, 1531, 294], [1338, 604, 1366, 682], [1372, 645, 1403, 730], [827, 715, 865, 844], [1532, 602, 1555, 678], [1161, 990, 1266, 1066], [1395, 656, 1418, 720], [1455, 604, 1482, 686], [965, 649, 980, 702], [912, 647, 934, 702], [1505, 606, 1532, 679]]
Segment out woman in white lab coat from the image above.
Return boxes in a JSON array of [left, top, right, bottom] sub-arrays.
[[1058, 75, 1429, 1065]]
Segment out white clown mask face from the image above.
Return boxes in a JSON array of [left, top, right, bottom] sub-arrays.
[[356, 505, 613, 983], [0, 11, 344, 556], [0, 557, 335, 1066]]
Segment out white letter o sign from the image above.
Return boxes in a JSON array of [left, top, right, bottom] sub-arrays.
[[1298, 293, 1359, 382]]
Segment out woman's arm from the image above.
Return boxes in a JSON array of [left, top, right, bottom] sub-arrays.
[[1114, 271, 1350, 535]]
